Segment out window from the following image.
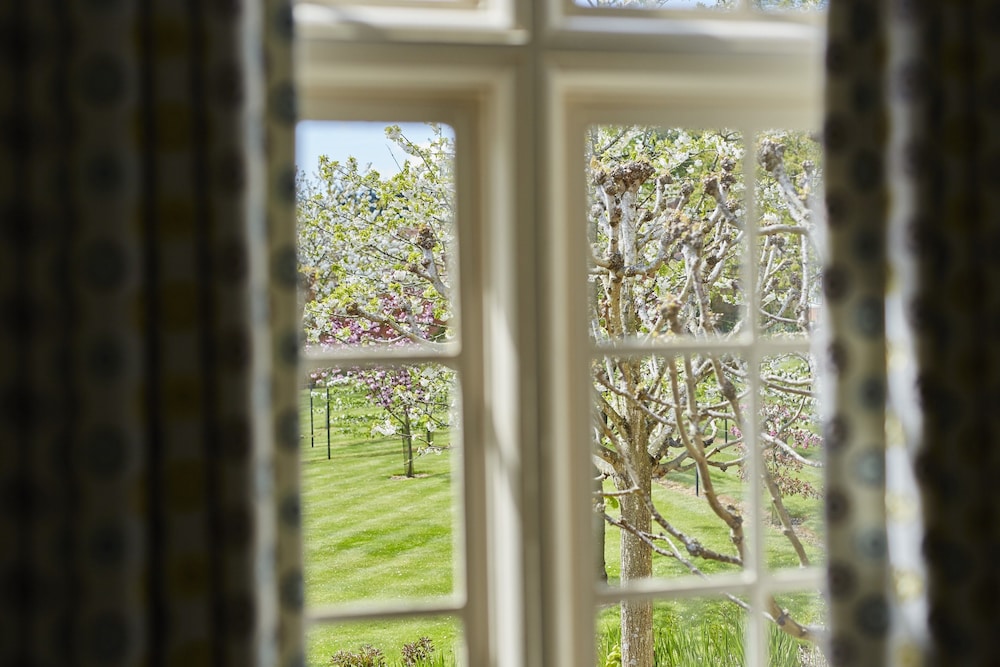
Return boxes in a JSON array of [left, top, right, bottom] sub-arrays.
[[295, 1, 825, 665]]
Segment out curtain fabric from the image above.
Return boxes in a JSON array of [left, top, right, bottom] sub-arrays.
[[825, 2, 1000, 666], [0, 2, 302, 666]]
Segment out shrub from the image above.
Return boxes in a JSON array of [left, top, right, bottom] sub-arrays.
[[330, 644, 386, 667], [401, 637, 435, 666], [329, 637, 455, 667]]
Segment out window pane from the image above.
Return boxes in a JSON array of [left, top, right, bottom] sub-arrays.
[[297, 121, 459, 352], [597, 599, 749, 667], [309, 616, 464, 667], [298, 120, 464, 609], [767, 592, 828, 665], [314, 0, 474, 6], [596, 596, 825, 666], [752, 0, 827, 12], [594, 354, 750, 584], [302, 365, 462, 605], [758, 354, 825, 570], [573, 0, 738, 11], [587, 126, 746, 343], [754, 130, 823, 339]]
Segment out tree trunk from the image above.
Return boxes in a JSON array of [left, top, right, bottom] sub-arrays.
[[402, 412, 414, 477], [619, 416, 653, 667]]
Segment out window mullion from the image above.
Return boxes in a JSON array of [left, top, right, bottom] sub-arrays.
[[453, 106, 493, 667], [537, 66, 599, 667], [741, 121, 768, 667]]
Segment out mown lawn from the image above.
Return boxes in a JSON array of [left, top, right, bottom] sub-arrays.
[[301, 386, 826, 666], [301, 386, 462, 666]]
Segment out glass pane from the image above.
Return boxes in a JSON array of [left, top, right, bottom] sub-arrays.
[[309, 616, 464, 667], [597, 599, 748, 667], [594, 354, 749, 585], [298, 120, 464, 606], [754, 130, 823, 339], [768, 591, 828, 666], [301, 364, 462, 604], [758, 354, 825, 570], [753, 0, 827, 12], [297, 121, 459, 352], [587, 126, 746, 342], [596, 596, 825, 666], [575, 0, 738, 11], [317, 0, 473, 7]]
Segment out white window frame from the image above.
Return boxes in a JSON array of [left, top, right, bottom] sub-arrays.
[[294, 0, 525, 44], [295, 4, 825, 666]]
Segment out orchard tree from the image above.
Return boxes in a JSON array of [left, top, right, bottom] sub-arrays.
[[356, 364, 453, 478]]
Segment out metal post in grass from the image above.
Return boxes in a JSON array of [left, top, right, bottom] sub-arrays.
[[326, 385, 331, 460], [703, 417, 724, 498], [309, 390, 315, 447]]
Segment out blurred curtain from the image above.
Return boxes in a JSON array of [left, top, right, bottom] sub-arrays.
[[0, 2, 302, 666], [824, 1, 1000, 665]]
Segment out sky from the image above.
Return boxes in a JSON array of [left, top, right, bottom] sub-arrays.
[[296, 121, 451, 179]]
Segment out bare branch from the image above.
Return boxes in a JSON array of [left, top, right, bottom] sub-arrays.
[[760, 432, 822, 469], [345, 302, 442, 348]]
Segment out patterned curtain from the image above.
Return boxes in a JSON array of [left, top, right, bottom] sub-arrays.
[[0, 2, 303, 666], [824, 2, 1000, 666]]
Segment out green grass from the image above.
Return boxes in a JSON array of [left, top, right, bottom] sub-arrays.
[[596, 601, 825, 666], [302, 386, 827, 666], [602, 454, 826, 581], [302, 386, 461, 666]]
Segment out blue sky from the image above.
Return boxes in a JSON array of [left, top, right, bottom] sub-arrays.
[[296, 121, 449, 178]]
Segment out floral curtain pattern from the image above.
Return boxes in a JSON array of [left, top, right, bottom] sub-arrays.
[[825, 2, 1000, 666], [0, 2, 302, 666]]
